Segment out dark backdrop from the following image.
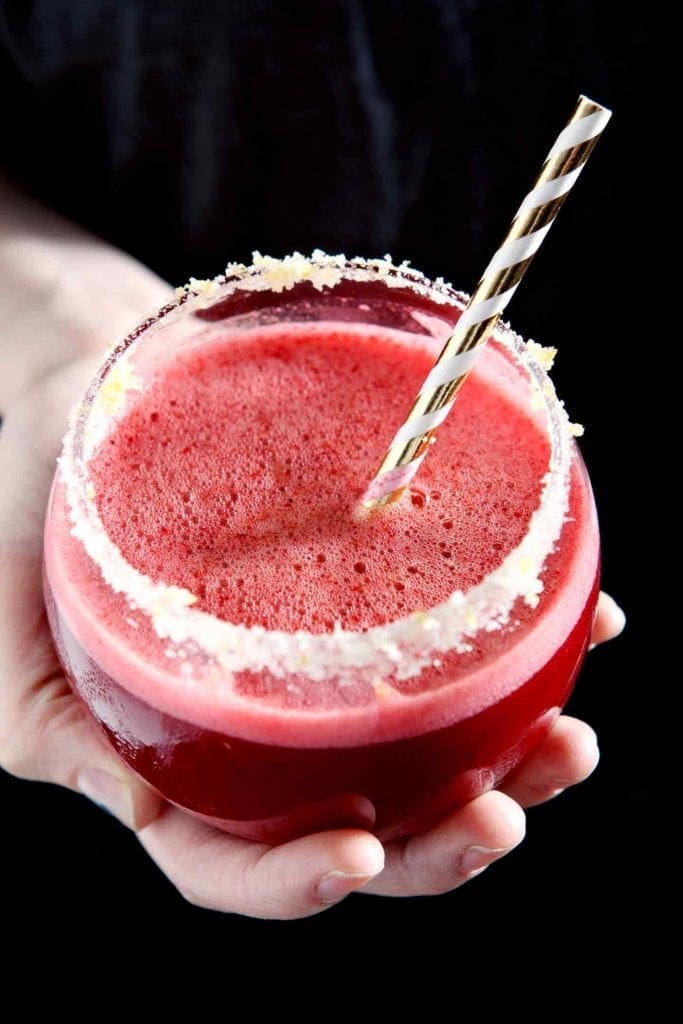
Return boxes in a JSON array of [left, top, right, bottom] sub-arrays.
[[0, 0, 658, 984]]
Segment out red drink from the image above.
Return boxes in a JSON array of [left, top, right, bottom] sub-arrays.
[[44, 255, 599, 842]]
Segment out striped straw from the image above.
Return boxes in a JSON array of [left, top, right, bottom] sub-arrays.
[[362, 94, 611, 510]]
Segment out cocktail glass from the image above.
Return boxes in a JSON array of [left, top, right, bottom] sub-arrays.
[[44, 255, 600, 843]]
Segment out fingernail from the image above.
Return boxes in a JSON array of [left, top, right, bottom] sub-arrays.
[[460, 845, 509, 876], [317, 871, 377, 904], [77, 769, 135, 829]]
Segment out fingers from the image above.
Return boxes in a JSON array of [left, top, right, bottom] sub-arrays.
[[494, 590, 620, 808], [362, 791, 526, 897], [139, 810, 385, 919], [499, 715, 600, 808], [591, 591, 626, 647]]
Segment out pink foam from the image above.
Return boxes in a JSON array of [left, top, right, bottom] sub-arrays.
[[88, 328, 548, 634]]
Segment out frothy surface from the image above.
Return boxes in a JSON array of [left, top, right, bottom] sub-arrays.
[[90, 326, 549, 633]]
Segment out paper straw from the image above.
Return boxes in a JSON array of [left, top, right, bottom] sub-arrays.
[[362, 94, 611, 510]]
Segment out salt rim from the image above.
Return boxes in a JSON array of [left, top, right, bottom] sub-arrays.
[[59, 252, 576, 687]]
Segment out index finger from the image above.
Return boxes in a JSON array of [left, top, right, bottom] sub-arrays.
[[139, 808, 384, 919]]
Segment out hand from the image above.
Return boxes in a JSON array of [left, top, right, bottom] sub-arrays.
[[139, 593, 626, 915], [0, 191, 625, 919], [0, 354, 624, 917]]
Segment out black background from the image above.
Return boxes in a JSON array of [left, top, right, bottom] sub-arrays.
[[0, 1, 658, 982]]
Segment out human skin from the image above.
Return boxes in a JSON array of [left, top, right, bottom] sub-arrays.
[[0, 179, 624, 919]]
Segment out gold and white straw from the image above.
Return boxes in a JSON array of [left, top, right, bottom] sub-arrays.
[[362, 94, 611, 510]]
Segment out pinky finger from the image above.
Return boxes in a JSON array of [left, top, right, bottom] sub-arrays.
[[591, 591, 626, 648], [499, 716, 600, 808]]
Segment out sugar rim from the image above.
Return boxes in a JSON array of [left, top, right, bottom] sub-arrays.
[[60, 251, 575, 686]]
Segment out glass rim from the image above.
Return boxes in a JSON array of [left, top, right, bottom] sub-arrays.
[[59, 251, 576, 686]]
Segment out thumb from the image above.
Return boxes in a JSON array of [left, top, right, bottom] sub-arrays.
[[0, 362, 161, 830]]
